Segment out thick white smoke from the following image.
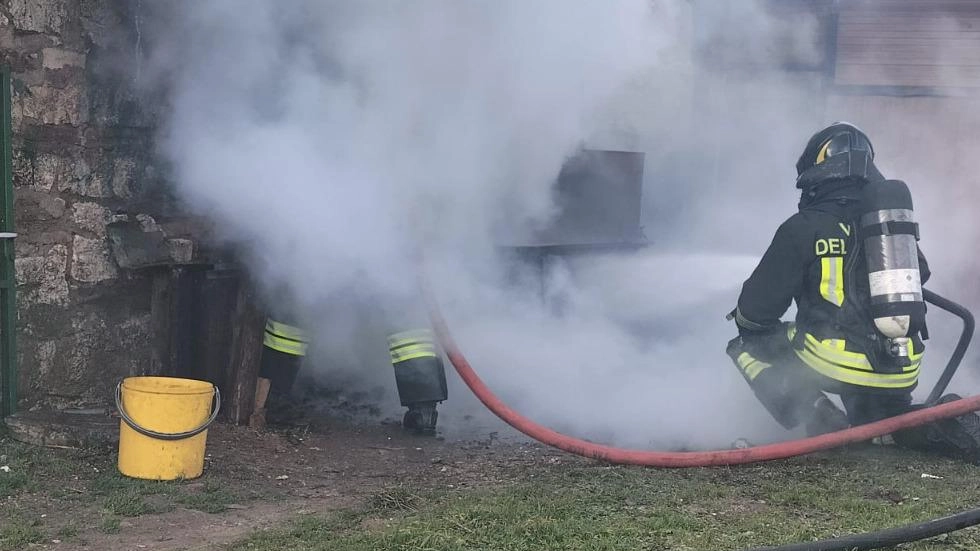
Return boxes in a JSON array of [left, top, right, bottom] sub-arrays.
[[143, 1, 978, 449]]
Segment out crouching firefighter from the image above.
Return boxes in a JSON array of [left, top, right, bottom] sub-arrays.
[[726, 122, 980, 462], [387, 328, 448, 435]]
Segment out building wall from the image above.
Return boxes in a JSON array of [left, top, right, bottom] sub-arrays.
[[827, 1, 980, 308], [1, 0, 205, 409], [835, 0, 980, 89]]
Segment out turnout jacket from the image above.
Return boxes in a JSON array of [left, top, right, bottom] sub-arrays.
[[735, 185, 930, 391]]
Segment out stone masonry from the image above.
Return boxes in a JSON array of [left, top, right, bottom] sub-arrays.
[[1, 1, 207, 409]]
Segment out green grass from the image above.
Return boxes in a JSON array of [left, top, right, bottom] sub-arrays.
[[0, 468, 30, 497], [100, 515, 121, 535], [92, 473, 179, 516], [175, 480, 240, 513], [0, 516, 45, 551], [229, 447, 980, 551], [89, 473, 247, 515], [56, 523, 79, 541]]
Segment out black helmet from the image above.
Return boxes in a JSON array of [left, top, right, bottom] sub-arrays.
[[795, 122, 879, 190]]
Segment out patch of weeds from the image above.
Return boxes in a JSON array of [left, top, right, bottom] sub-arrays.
[[176, 480, 238, 514], [94, 473, 178, 516], [369, 486, 419, 512], [0, 468, 30, 497], [56, 523, 79, 541], [103, 487, 153, 517], [227, 513, 363, 551], [0, 438, 84, 484], [100, 515, 121, 535], [91, 472, 176, 496], [0, 517, 44, 551]]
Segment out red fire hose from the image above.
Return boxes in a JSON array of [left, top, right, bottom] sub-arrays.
[[421, 284, 980, 467], [421, 279, 980, 549]]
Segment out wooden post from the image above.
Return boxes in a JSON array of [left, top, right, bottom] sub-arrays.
[[224, 280, 266, 424], [201, 268, 241, 398], [249, 377, 271, 430], [149, 268, 176, 376]]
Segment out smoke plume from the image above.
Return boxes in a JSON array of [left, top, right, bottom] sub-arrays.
[[139, 1, 980, 449]]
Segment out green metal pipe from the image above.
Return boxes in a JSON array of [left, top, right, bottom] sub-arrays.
[[0, 66, 17, 417]]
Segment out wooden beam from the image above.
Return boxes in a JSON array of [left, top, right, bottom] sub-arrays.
[[224, 279, 266, 425]]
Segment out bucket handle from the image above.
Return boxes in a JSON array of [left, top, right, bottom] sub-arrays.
[[114, 382, 222, 441]]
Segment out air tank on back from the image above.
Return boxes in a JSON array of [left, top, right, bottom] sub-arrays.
[[859, 179, 925, 359]]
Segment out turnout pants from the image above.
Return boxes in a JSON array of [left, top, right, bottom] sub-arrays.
[[726, 330, 911, 430], [727, 330, 980, 463]]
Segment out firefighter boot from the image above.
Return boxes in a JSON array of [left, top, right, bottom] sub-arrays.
[[804, 396, 850, 437], [403, 402, 439, 435], [924, 394, 980, 464]]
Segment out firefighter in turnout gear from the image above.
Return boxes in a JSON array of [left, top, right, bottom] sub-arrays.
[[727, 122, 980, 462]]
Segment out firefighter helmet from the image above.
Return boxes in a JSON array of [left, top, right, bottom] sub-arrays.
[[796, 122, 877, 189]]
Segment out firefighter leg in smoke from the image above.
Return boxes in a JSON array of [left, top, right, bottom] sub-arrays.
[[259, 318, 309, 409], [387, 328, 448, 434], [727, 331, 850, 436]]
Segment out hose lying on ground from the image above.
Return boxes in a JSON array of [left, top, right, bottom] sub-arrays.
[[744, 507, 980, 551], [420, 281, 980, 548]]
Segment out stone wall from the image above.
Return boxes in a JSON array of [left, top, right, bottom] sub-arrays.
[[1, 0, 205, 409]]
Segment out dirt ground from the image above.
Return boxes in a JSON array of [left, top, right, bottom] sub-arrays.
[[1, 417, 576, 551], [5, 410, 980, 551]]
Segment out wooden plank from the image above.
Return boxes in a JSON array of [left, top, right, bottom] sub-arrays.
[[223, 279, 266, 425], [149, 269, 176, 375], [201, 269, 240, 399], [840, 0, 980, 13], [841, 17, 980, 27], [836, 63, 980, 87], [837, 48, 980, 67], [840, 20, 980, 32], [248, 378, 271, 430]]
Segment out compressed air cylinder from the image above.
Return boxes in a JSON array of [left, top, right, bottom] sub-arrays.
[[859, 179, 925, 341], [386, 329, 449, 406], [259, 319, 309, 396]]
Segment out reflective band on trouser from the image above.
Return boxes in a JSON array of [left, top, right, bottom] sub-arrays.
[[267, 320, 309, 341], [388, 329, 438, 364], [819, 256, 845, 307], [789, 326, 920, 388], [263, 320, 309, 356], [795, 348, 919, 388], [802, 334, 873, 371], [736, 352, 771, 381]]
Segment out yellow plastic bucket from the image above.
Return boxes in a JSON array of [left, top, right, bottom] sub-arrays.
[[115, 376, 221, 480]]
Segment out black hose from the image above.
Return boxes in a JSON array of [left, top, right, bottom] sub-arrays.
[[742, 507, 980, 551], [924, 289, 976, 405]]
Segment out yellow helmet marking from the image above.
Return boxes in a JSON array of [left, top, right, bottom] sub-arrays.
[[816, 139, 832, 164]]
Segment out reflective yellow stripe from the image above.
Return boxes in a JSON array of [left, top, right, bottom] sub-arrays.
[[388, 328, 438, 364], [390, 343, 438, 364], [263, 333, 308, 356], [803, 334, 872, 371], [387, 329, 434, 349], [795, 347, 919, 388], [789, 326, 920, 388], [265, 320, 308, 342], [736, 352, 770, 381], [819, 256, 845, 307], [263, 319, 309, 356]]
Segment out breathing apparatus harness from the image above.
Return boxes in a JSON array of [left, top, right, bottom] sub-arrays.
[[796, 123, 926, 370]]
